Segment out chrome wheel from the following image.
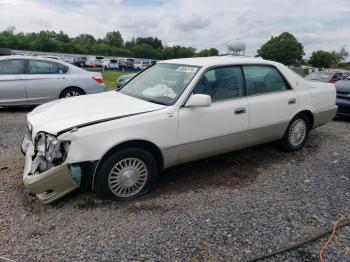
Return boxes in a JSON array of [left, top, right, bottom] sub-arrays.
[[108, 158, 148, 197], [288, 119, 306, 147], [65, 91, 80, 97]]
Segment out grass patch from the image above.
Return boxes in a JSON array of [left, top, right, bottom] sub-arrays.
[[102, 71, 133, 89]]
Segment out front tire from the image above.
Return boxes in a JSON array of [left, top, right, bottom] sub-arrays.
[[279, 114, 310, 152], [95, 148, 158, 200]]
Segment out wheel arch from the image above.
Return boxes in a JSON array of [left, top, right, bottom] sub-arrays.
[[59, 86, 86, 98], [292, 110, 314, 129], [91, 139, 164, 190]]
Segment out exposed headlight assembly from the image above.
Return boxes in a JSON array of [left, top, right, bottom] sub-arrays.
[[35, 132, 69, 166]]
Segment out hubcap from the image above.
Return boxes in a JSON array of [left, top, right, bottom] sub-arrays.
[[65, 91, 80, 97], [289, 119, 307, 146], [108, 158, 148, 197]]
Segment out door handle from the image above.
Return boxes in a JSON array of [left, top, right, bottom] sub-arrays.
[[288, 98, 296, 105], [234, 107, 246, 115]]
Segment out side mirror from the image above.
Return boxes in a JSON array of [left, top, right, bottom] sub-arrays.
[[185, 94, 211, 107]]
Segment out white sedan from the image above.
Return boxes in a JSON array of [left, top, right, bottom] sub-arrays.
[[21, 56, 337, 203], [0, 55, 106, 106]]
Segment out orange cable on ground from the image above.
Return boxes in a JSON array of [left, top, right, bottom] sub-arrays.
[[319, 215, 350, 262]]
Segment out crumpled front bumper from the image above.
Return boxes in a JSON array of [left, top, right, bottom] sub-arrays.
[[23, 142, 79, 204]]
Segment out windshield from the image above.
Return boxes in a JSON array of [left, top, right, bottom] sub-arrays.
[[305, 72, 333, 82], [119, 63, 200, 105]]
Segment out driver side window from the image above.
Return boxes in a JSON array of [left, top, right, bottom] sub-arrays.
[[192, 66, 244, 102]]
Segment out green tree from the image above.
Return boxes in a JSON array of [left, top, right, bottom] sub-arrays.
[[104, 31, 123, 47], [330, 47, 349, 67], [56, 31, 70, 43], [131, 44, 161, 59], [198, 48, 219, 57], [74, 34, 96, 45], [309, 50, 338, 68], [135, 37, 163, 49], [125, 37, 136, 49], [257, 32, 304, 65]]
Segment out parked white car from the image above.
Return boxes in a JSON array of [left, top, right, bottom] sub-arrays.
[[21, 56, 337, 203], [0, 56, 106, 106], [134, 60, 151, 70]]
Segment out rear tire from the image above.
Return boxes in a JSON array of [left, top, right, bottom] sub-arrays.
[[59, 87, 85, 99], [279, 114, 310, 152], [95, 148, 158, 200]]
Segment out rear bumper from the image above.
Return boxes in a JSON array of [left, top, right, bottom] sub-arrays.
[[23, 142, 79, 204], [313, 105, 338, 128]]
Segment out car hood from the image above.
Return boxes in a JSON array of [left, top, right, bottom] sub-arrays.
[[335, 80, 350, 93], [28, 91, 166, 136]]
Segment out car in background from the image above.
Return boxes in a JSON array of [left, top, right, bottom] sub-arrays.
[[116, 58, 134, 70], [73, 57, 87, 67], [0, 48, 13, 56], [86, 56, 104, 68], [102, 59, 119, 70], [21, 56, 337, 203], [335, 74, 350, 117], [117, 73, 136, 88], [0, 55, 106, 106], [305, 71, 348, 83], [134, 61, 151, 70]]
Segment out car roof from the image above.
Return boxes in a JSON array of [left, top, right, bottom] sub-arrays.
[[158, 56, 280, 67]]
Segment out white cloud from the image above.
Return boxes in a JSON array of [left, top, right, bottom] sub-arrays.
[[0, 0, 349, 57]]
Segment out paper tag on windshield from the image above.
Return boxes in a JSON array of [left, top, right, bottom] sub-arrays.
[[176, 66, 198, 73]]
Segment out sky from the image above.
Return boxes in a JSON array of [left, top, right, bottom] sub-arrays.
[[0, 0, 349, 57]]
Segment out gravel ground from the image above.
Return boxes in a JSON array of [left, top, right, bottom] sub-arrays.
[[0, 108, 349, 262]]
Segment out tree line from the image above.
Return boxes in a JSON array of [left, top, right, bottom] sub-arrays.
[[0, 27, 218, 60], [0, 27, 348, 69]]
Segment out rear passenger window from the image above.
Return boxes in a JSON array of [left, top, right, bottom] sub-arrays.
[[0, 59, 25, 74], [29, 60, 68, 74], [58, 63, 69, 74], [243, 66, 289, 95], [193, 66, 244, 102]]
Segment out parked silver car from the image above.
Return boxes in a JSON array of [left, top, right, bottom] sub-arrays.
[[0, 56, 107, 106]]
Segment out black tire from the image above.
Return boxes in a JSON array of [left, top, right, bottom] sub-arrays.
[[279, 113, 310, 152], [95, 148, 158, 200], [59, 87, 85, 99]]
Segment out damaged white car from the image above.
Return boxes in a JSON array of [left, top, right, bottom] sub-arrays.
[[22, 56, 337, 203]]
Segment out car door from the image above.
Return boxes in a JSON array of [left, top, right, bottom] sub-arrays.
[[0, 59, 26, 105], [243, 65, 297, 145], [25, 60, 69, 104], [178, 66, 249, 163]]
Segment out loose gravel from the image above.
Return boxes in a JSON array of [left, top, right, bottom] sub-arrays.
[[0, 108, 349, 262]]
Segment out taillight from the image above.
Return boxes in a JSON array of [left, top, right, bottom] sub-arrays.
[[92, 76, 104, 84]]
